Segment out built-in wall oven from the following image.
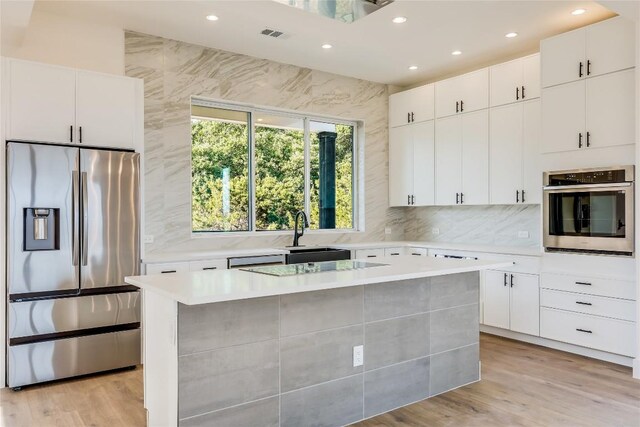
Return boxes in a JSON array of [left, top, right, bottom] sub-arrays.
[[543, 166, 634, 256]]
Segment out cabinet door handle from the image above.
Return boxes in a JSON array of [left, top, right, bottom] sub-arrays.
[[586, 132, 590, 147], [456, 101, 459, 113], [408, 195, 411, 205], [575, 281, 592, 286], [79, 126, 83, 143], [460, 100, 464, 112], [579, 61, 583, 77], [411, 195, 415, 205], [510, 274, 514, 287], [460, 192, 464, 204], [407, 112, 411, 123], [202, 267, 217, 270], [576, 301, 592, 306], [367, 255, 377, 258], [161, 270, 177, 274], [578, 132, 583, 148], [503, 273, 507, 287], [70, 125, 74, 143], [576, 328, 592, 334], [516, 87, 519, 100], [516, 190, 520, 203], [456, 193, 459, 204], [521, 85, 525, 99], [587, 60, 591, 76], [411, 253, 421, 256], [411, 112, 415, 122]]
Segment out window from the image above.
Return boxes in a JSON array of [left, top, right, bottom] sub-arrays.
[[191, 100, 358, 233]]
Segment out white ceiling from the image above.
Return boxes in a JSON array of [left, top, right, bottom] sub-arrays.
[[8, 0, 619, 86]]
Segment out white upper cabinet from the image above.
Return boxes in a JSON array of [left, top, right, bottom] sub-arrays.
[[389, 120, 435, 206], [76, 71, 137, 149], [541, 80, 586, 154], [4, 58, 140, 150], [389, 84, 434, 128], [490, 100, 541, 205], [7, 60, 77, 144], [435, 68, 488, 118], [491, 54, 540, 107], [541, 16, 635, 88], [435, 110, 488, 205]]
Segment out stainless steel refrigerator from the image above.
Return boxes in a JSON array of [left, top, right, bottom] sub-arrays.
[[6, 142, 141, 388]]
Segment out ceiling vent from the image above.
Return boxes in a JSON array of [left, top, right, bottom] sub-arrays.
[[261, 28, 287, 39]]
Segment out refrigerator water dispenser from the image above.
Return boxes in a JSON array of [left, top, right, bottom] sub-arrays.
[[23, 208, 60, 251]]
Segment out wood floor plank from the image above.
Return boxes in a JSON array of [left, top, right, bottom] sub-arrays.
[[0, 334, 638, 426]]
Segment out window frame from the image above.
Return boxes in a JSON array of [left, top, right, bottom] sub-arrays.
[[190, 97, 361, 236]]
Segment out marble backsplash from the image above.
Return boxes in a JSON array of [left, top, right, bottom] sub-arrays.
[[404, 205, 542, 248], [124, 31, 404, 254]]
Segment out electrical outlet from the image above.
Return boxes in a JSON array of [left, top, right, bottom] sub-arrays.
[[144, 235, 155, 244], [431, 227, 440, 235], [517, 231, 529, 239], [353, 345, 363, 367], [384, 227, 392, 235]]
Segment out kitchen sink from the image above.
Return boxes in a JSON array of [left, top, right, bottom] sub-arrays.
[[284, 247, 351, 264]]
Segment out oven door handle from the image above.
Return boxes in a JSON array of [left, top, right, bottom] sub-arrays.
[[543, 182, 632, 192]]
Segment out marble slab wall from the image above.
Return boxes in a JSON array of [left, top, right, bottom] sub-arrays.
[[404, 205, 541, 248], [124, 31, 403, 254]]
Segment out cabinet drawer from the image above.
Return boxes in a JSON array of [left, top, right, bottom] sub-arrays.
[[189, 259, 228, 271], [407, 247, 428, 256], [384, 247, 405, 257], [355, 248, 385, 259], [145, 262, 189, 275], [540, 272, 635, 300], [541, 289, 635, 322], [540, 307, 635, 356]]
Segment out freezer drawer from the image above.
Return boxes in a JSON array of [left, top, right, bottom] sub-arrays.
[[8, 329, 140, 388], [9, 292, 140, 339]]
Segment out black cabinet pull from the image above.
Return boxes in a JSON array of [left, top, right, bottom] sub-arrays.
[[587, 60, 591, 76], [411, 195, 415, 205], [367, 255, 377, 258], [586, 132, 590, 147], [202, 267, 217, 270], [161, 270, 177, 274], [575, 281, 592, 286], [510, 274, 514, 287], [503, 273, 507, 287], [516, 87, 519, 100], [576, 328, 592, 334], [575, 301, 592, 306], [456, 193, 459, 204], [521, 190, 525, 203], [578, 132, 583, 148], [79, 126, 83, 143], [516, 190, 520, 203], [579, 61, 583, 77], [407, 195, 411, 205], [411, 253, 421, 256], [411, 112, 415, 122], [456, 101, 459, 113], [460, 100, 464, 112], [390, 253, 400, 256], [70, 125, 74, 142], [407, 112, 411, 123], [460, 192, 464, 204], [522, 86, 525, 99]]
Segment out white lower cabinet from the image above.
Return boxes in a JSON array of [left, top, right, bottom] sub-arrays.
[[407, 247, 428, 256], [384, 247, 406, 257], [188, 259, 228, 271], [483, 270, 539, 336], [145, 262, 189, 275], [355, 248, 385, 259]]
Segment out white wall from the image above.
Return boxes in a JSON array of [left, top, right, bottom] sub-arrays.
[[1, 7, 124, 75]]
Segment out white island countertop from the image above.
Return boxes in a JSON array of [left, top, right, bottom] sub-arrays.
[[126, 256, 512, 305]]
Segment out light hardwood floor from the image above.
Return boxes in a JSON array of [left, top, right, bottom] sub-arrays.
[[1, 334, 639, 427]]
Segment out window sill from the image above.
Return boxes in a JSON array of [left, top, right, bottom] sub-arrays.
[[191, 228, 364, 239]]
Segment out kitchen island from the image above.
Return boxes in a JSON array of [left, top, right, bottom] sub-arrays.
[[126, 256, 512, 427]]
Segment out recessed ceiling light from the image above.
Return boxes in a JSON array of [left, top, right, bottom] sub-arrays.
[[572, 8, 586, 15], [392, 16, 407, 24], [505, 32, 518, 38], [322, 43, 333, 49], [451, 50, 462, 56], [206, 14, 219, 21], [408, 65, 418, 70]]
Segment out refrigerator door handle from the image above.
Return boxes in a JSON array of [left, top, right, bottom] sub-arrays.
[[81, 172, 89, 266], [72, 171, 80, 266]]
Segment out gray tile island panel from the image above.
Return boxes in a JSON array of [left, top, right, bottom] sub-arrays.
[[175, 272, 480, 426]]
